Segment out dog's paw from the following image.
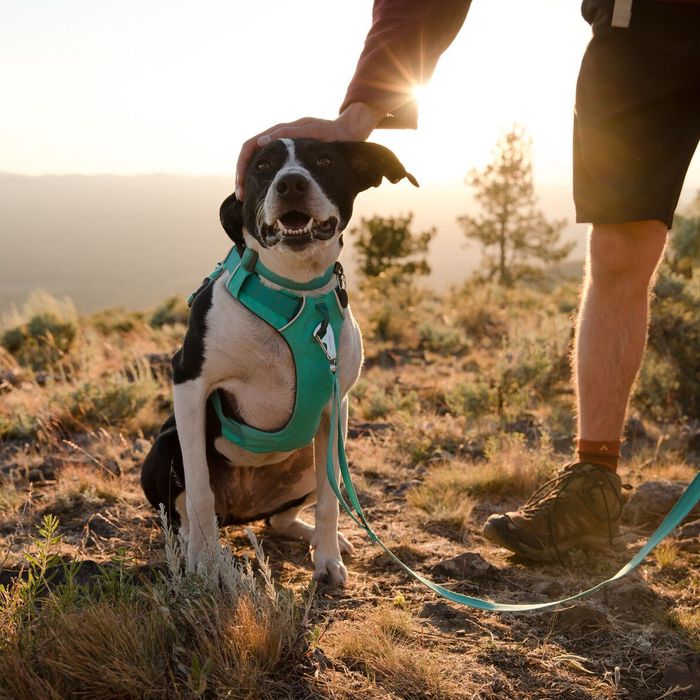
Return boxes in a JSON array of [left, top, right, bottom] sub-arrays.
[[338, 532, 354, 556], [312, 553, 348, 587]]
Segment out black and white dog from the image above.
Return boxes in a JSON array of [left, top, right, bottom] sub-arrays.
[[141, 138, 416, 584]]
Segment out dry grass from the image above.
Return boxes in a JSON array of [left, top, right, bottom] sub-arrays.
[[671, 608, 700, 649], [0, 481, 23, 515], [0, 515, 309, 700], [465, 432, 558, 497], [407, 432, 559, 528], [51, 463, 126, 510], [328, 604, 460, 700], [2, 284, 699, 700], [407, 462, 475, 534], [654, 541, 682, 570]]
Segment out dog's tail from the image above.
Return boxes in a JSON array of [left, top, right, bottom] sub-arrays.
[[140, 414, 185, 522]]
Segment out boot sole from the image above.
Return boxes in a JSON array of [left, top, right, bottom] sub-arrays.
[[483, 520, 624, 562]]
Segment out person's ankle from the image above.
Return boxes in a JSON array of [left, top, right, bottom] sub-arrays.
[[576, 438, 620, 472]]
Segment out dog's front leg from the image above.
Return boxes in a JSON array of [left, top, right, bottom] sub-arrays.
[[173, 379, 217, 570], [311, 399, 350, 586]]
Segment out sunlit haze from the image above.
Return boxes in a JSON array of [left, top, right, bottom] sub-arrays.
[[3, 0, 698, 191]]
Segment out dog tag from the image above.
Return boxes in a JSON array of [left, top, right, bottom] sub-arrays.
[[314, 322, 337, 373]]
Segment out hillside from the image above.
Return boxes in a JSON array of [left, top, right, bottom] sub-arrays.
[[0, 273, 698, 698]]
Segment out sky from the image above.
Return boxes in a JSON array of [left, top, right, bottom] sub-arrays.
[[2, 0, 698, 193]]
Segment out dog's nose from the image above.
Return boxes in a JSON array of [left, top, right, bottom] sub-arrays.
[[275, 172, 309, 201]]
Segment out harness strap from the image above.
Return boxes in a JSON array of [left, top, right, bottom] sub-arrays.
[[326, 378, 700, 611]]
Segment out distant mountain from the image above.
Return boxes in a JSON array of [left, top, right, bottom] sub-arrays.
[[0, 173, 589, 313]]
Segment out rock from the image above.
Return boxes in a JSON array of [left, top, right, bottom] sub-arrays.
[[532, 580, 565, 597], [686, 428, 700, 454], [347, 421, 393, 439], [0, 368, 26, 390], [133, 438, 152, 455], [431, 552, 496, 580], [602, 579, 653, 612], [419, 600, 458, 620], [28, 456, 61, 482], [660, 653, 700, 697], [622, 480, 700, 527], [503, 413, 542, 442], [551, 604, 609, 632], [678, 518, 700, 541]]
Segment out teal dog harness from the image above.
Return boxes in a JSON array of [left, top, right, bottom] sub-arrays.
[[197, 246, 346, 454]]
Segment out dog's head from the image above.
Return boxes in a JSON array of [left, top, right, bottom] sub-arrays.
[[220, 139, 418, 253]]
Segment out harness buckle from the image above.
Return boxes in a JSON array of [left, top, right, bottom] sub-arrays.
[[314, 322, 337, 374]]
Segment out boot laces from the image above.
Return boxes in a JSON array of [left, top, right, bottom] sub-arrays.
[[520, 463, 624, 563]]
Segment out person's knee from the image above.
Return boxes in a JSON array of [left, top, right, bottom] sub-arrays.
[[587, 220, 667, 291]]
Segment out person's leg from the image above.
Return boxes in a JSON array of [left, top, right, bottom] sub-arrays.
[[482, 0, 699, 561], [481, 220, 666, 560], [575, 220, 667, 445]]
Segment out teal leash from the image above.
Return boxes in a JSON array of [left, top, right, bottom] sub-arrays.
[[326, 375, 700, 612]]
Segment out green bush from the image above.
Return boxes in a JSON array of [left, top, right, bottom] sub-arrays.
[[444, 381, 492, 419], [149, 296, 189, 328], [0, 409, 40, 440], [636, 274, 700, 421], [91, 309, 145, 335], [1, 312, 78, 371], [418, 322, 468, 354], [58, 373, 158, 430]]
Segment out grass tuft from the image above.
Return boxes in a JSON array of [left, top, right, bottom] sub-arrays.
[[0, 513, 309, 699], [330, 604, 459, 699]]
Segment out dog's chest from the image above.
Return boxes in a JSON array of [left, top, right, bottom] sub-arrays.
[[204, 285, 297, 435]]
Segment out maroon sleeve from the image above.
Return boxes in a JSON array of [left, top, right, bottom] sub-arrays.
[[340, 0, 472, 129]]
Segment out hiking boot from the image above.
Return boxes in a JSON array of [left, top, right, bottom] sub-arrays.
[[482, 462, 624, 561]]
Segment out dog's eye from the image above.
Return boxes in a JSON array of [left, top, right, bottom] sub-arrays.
[[317, 156, 332, 168], [256, 159, 271, 172]]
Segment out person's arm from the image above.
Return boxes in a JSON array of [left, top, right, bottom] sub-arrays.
[[235, 0, 471, 199], [340, 0, 471, 130]]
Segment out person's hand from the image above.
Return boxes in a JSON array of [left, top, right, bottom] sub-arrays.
[[235, 102, 385, 200]]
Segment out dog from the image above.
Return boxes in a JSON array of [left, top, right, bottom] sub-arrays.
[[141, 138, 417, 585]]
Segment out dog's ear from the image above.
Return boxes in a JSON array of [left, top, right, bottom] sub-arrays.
[[336, 141, 419, 193], [219, 193, 245, 251]]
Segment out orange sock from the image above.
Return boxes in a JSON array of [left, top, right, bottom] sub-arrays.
[[577, 439, 620, 472]]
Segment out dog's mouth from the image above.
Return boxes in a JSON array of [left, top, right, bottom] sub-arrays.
[[262, 211, 338, 246]]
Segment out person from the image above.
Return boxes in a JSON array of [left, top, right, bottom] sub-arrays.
[[235, 0, 700, 563]]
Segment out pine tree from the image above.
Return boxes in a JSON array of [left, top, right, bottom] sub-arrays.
[[458, 125, 573, 286], [351, 213, 434, 281]]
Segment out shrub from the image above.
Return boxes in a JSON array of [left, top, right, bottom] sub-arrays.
[[418, 322, 468, 354], [54, 371, 159, 433], [444, 381, 492, 419], [636, 274, 700, 421], [0, 408, 40, 440], [1, 312, 78, 371], [149, 295, 189, 328], [90, 309, 145, 335]]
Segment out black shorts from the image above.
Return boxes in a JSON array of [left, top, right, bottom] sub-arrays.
[[574, 0, 700, 228]]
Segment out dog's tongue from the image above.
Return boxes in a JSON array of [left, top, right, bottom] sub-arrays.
[[280, 210, 312, 230]]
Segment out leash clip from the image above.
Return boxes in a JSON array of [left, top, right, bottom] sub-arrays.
[[314, 322, 337, 374], [334, 262, 349, 308]]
